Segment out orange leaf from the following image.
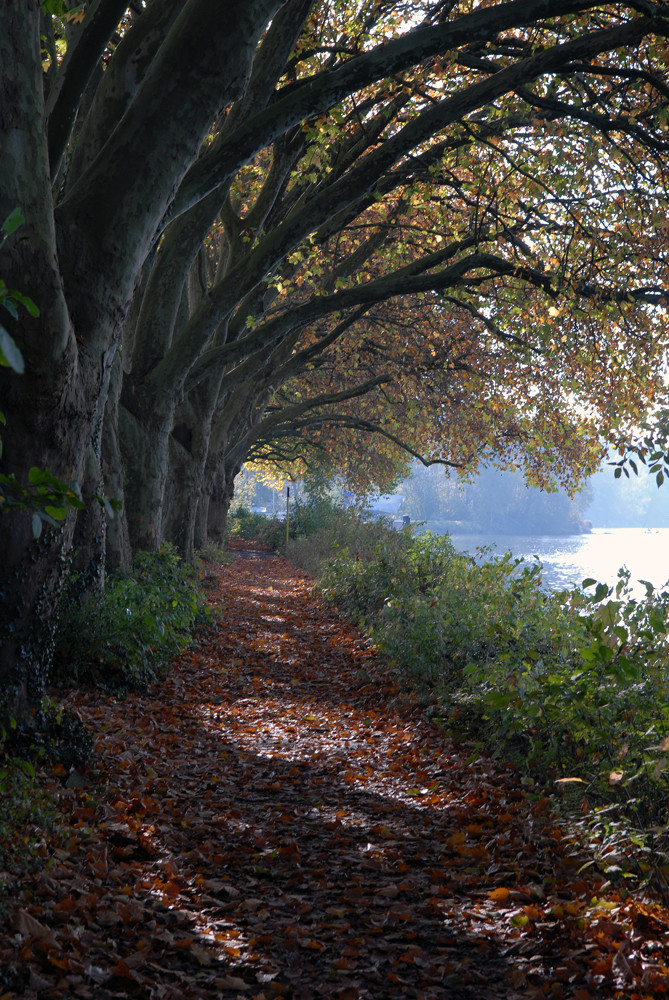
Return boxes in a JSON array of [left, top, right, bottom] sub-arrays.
[[302, 938, 325, 951], [488, 887, 511, 903]]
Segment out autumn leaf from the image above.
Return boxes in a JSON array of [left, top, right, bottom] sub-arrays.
[[488, 887, 511, 903], [3, 552, 669, 999]]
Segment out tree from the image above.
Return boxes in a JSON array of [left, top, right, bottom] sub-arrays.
[[109, 0, 669, 562], [2, 0, 669, 725]]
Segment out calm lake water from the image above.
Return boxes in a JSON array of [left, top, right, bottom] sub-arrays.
[[444, 527, 669, 596]]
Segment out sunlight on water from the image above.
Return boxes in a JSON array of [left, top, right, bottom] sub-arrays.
[[447, 527, 669, 596]]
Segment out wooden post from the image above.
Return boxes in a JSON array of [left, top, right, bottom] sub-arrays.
[[285, 486, 290, 545]]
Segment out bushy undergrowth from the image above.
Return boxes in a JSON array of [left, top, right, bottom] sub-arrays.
[[227, 505, 286, 550], [0, 697, 95, 919], [287, 495, 407, 577], [303, 511, 669, 883], [227, 495, 396, 562], [54, 543, 209, 689], [0, 750, 60, 919]]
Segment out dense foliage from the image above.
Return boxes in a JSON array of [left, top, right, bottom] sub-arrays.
[[4, 1, 669, 727], [54, 545, 209, 690], [288, 509, 669, 880]]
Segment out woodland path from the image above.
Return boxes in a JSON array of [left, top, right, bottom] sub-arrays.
[[4, 553, 669, 999]]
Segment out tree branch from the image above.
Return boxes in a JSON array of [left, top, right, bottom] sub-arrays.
[[47, 0, 133, 177]]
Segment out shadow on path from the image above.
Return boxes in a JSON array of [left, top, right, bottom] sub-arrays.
[[5, 555, 668, 999]]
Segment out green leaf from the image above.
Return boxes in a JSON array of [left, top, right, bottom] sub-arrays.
[[0, 326, 25, 373], [11, 290, 40, 317], [41, 0, 68, 14], [28, 467, 51, 485], [1, 208, 24, 236], [44, 505, 67, 520], [31, 513, 42, 538]]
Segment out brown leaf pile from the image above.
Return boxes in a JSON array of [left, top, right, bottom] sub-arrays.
[[3, 553, 669, 999]]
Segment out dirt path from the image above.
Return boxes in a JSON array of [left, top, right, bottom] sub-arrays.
[[3, 554, 669, 999]]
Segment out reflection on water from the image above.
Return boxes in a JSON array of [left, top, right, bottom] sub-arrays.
[[445, 527, 669, 596]]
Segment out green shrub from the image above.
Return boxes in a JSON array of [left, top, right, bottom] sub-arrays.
[[54, 543, 209, 689], [0, 754, 60, 919], [256, 516, 288, 551], [320, 531, 566, 688], [458, 571, 669, 787], [289, 499, 412, 579], [227, 506, 286, 551], [309, 518, 669, 871], [227, 505, 271, 539]]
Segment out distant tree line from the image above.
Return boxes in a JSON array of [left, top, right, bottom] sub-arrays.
[[401, 463, 592, 535]]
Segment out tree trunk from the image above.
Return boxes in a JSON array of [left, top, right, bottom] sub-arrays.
[[103, 350, 132, 574], [69, 444, 107, 596], [164, 440, 199, 561], [164, 388, 216, 561], [194, 489, 210, 553], [119, 398, 173, 554], [0, 0, 282, 726], [207, 462, 240, 542]]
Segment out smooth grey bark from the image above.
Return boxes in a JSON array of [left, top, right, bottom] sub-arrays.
[[0, 2, 81, 723], [118, 0, 311, 553], [0, 0, 282, 724], [120, 202, 221, 552], [102, 350, 132, 574]]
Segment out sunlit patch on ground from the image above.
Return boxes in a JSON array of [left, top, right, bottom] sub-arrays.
[[3, 553, 669, 999]]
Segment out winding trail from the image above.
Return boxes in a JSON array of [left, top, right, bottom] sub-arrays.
[[4, 553, 669, 999]]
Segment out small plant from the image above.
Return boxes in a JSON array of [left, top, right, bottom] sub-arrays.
[[289, 499, 411, 579], [227, 505, 270, 539], [226, 506, 286, 551], [0, 752, 61, 919], [54, 543, 209, 689]]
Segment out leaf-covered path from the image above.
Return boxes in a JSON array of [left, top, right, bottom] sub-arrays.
[[5, 554, 669, 999]]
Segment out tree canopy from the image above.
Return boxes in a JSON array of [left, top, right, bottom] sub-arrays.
[[2, 0, 669, 722]]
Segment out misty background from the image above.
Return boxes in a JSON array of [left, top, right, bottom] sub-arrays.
[[397, 461, 668, 535]]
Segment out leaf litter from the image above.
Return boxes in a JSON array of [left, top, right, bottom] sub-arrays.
[[3, 553, 669, 999]]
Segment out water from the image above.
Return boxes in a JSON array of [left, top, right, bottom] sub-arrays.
[[444, 527, 669, 596]]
